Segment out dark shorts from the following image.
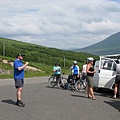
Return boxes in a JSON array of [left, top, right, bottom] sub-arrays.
[[14, 79, 24, 88], [115, 75, 120, 84]]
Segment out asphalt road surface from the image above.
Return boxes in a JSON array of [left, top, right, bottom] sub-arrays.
[[0, 76, 120, 120]]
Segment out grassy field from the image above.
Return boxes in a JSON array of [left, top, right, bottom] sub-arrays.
[[0, 56, 71, 79], [0, 37, 99, 78]]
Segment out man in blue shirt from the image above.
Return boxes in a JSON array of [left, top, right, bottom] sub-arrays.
[[14, 53, 28, 107]]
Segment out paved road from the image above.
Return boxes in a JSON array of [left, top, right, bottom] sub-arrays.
[[0, 76, 120, 120]]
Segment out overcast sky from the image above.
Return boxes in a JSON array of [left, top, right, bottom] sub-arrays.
[[0, 0, 120, 49]]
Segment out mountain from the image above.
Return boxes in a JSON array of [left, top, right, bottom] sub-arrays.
[[74, 32, 120, 55]]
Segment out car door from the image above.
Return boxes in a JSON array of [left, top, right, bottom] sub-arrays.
[[97, 57, 116, 89]]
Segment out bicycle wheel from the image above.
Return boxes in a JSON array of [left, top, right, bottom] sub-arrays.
[[48, 75, 56, 88], [68, 79, 75, 91], [75, 80, 87, 92], [62, 76, 68, 84], [60, 76, 68, 89]]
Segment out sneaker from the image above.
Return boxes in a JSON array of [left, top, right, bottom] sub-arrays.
[[16, 100, 25, 107], [113, 95, 116, 99]]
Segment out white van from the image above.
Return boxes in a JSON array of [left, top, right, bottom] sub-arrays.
[[93, 54, 120, 90]]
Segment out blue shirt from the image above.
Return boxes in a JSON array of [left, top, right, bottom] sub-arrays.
[[14, 59, 24, 80], [53, 66, 61, 74], [70, 65, 79, 75]]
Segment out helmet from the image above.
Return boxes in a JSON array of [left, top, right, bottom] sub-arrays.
[[55, 62, 59, 65], [73, 61, 77, 64], [87, 57, 94, 63], [87, 57, 94, 61]]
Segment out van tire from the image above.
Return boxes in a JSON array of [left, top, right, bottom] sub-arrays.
[[94, 87, 103, 92]]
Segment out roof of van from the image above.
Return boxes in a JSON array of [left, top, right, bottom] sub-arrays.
[[100, 54, 120, 59]]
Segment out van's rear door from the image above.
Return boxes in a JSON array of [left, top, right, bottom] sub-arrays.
[[97, 57, 116, 89]]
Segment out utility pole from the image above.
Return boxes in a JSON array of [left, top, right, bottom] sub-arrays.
[[64, 56, 65, 68], [3, 43, 5, 56]]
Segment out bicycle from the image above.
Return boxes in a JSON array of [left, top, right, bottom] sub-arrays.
[[67, 75, 79, 91], [75, 73, 87, 92], [48, 74, 68, 89]]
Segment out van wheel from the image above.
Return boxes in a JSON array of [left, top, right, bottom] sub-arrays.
[[98, 88, 103, 92], [94, 87, 103, 92]]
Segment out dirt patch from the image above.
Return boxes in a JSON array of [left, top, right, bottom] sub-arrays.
[[2, 59, 43, 72]]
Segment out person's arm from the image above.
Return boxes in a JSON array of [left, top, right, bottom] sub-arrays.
[[18, 62, 29, 71], [86, 64, 90, 73], [53, 66, 57, 72], [82, 65, 84, 73], [78, 66, 80, 75], [70, 66, 73, 70], [59, 67, 61, 71]]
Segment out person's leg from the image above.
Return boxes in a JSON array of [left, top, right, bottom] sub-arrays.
[[16, 87, 22, 101], [117, 76, 120, 98], [16, 88, 25, 107], [87, 76, 95, 99], [86, 76, 91, 98], [113, 75, 120, 99], [83, 79, 87, 87], [58, 74, 63, 85], [87, 86, 91, 98], [55, 75, 59, 85], [89, 87, 96, 100], [15, 80, 25, 107], [113, 84, 118, 99]]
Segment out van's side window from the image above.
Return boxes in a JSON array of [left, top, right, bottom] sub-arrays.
[[101, 59, 115, 71]]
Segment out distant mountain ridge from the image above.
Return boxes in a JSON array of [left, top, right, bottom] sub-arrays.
[[74, 32, 120, 55]]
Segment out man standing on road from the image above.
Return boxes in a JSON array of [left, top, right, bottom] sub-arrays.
[[113, 61, 120, 99], [13, 53, 28, 107]]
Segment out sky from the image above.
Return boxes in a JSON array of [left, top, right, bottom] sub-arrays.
[[0, 0, 120, 49]]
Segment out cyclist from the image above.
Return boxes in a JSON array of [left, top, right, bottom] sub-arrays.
[[53, 62, 61, 86], [81, 61, 87, 88], [68, 61, 80, 83]]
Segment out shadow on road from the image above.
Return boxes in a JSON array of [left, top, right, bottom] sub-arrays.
[[71, 94, 87, 99], [94, 89, 114, 98], [104, 100, 120, 112], [46, 86, 61, 89], [2, 99, 16, 105]]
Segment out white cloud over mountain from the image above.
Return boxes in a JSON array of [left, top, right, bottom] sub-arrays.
[[0, 0, 120, 49]]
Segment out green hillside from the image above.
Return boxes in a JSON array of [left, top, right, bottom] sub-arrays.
[[75, 32, 120, 55], [0, 37, 99, 78]]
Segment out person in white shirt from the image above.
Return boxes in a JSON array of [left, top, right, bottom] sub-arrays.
[[82, 62, 87, 80], [81, 62, 87, 87]]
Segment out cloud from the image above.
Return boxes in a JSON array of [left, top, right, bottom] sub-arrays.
[[0, 0, 120, 49]]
